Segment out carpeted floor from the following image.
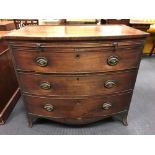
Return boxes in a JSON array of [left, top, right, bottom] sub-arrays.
[[0, 57, 155, 135]]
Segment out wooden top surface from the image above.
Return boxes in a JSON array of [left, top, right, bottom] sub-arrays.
[[0, 21, 14, 26], [4, 25, 149, 41], [0, 31, 9, 39]]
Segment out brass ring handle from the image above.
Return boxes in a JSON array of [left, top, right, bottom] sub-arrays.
[[36, 57, 48, 67], [40, 81, 51, 90], [43, 104, 54, 112], [104, 80, 116, 89], [107, 56, 119, 66], [102, 102, 112, 110]]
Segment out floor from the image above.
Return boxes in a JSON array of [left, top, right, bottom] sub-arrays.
[[0, 57, 155, 135]]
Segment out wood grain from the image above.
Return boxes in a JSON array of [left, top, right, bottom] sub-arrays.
[[18, 70, 137, 97], [12, 45, 143, 73], [24, 91, 132, 120], [5, 25, 148, 126], [4, 25, 149, 41]]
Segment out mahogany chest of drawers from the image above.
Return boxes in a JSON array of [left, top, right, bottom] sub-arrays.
[[0, 31, 20, 124], [4, 25, 148, 127]]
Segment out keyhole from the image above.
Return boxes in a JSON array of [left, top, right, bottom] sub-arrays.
[[76, 77, 80, 81], [75, 54, 80, 59]]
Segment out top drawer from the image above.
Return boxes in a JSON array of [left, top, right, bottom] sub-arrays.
[[10, 39, 144, 73]]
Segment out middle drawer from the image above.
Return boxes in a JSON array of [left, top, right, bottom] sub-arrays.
[[18, 70, 137, 97]]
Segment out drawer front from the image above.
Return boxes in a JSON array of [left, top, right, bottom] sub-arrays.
[[12, 44, 143, 73], [23, 91, 132, 118], [18, 70, 137, 96], [10, 39, 145, 48]]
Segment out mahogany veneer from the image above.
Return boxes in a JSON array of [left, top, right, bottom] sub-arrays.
[[4, 25, 148, 127]]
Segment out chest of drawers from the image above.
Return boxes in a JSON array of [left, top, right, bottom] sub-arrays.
[[4, 25, 148, 127]]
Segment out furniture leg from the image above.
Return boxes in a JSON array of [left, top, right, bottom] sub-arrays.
[[149, 38, 155, 56], [113, 111, 128, 126], [27, 114, 37, 128]]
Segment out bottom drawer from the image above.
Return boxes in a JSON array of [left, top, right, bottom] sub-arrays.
[[23, 91, 132, 119]]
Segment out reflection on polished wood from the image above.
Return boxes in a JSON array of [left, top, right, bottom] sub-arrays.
[[5, 25, 148, 41]]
